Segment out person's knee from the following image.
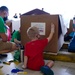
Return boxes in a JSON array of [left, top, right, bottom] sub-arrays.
[[50, 60, 54, 64], [46, 60, 54, 68]]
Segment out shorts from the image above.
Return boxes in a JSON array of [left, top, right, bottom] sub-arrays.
[[0, 41, 12, 50]]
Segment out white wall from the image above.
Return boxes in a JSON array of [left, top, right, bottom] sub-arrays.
[[0, 0, 75, 28], [12, 19, 20, 32]]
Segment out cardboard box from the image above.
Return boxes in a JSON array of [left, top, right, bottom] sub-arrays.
[[20, 14, 67, 54], [20, 14, 60, 53]]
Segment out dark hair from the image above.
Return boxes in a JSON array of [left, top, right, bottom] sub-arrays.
[[3, 17, 8, 22], [0, 6, 8, 12]]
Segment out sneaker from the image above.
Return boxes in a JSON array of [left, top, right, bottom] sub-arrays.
[[11, 68, 23, 73], [40, 66, 54, 75]]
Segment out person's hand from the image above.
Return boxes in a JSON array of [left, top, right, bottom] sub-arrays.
[[51, 23, 55, 33], [19, 41, 21, 44], [22, 65, 27, 69]]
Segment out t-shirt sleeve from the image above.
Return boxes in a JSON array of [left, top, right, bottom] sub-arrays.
[[0, 17, 6, 33], [41, 38, 48, 48]]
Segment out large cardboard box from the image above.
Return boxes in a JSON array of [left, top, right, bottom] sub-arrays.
[[20, 14, 60, 53]]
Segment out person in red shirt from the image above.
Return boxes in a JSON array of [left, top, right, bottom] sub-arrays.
[[23, 23, 55, 75]]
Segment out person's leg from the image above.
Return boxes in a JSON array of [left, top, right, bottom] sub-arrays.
[[46, 60, 54, 68], [0, 41, 19, 56], [0, 41, 19, 52], [40, 60, 54, 75]]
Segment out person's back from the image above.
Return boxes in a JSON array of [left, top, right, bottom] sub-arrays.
[[25, 38, 48, 70]]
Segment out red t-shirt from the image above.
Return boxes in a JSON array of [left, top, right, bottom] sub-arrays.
[[24, 38, 48, 70]]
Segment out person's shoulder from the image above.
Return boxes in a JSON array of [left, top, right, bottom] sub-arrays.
[[0, 16, 4, 24], [24, 42, 30, 47], [0, 16, 4, 25], [0, 16, 3, 20], [38, 38, 48, 41], [38, 38, 48, 44]]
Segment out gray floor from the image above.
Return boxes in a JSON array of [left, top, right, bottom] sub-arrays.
[[17, 60, 75, 75], [0, 53, 75, 75]]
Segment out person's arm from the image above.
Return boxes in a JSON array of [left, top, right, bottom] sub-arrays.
[[22, 56, 28, 69], [11, 31, 21, 44], [47, 23, 55, 42], [0, 33, 7, 42], [14, 39, 21, 44]]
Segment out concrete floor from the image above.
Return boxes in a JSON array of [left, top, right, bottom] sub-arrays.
[[0, 53, 75, 75]]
